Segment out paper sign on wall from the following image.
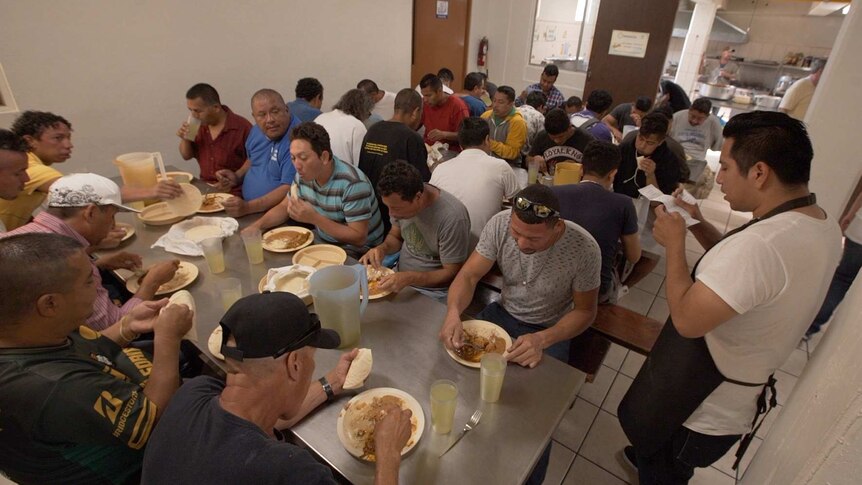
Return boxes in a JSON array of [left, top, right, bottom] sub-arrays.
[[609, 30, 650, 58], [436, 1, 449, 19]]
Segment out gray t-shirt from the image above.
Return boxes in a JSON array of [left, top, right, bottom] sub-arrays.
[[671, 110, 723, 160], [476, 211, 601, 325], [395, 188, 471, 288]]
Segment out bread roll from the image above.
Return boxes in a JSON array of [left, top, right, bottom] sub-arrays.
[[343, 348, 373, 390]]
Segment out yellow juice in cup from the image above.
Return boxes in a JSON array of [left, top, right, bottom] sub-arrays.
[[430, 380, 458, 434]]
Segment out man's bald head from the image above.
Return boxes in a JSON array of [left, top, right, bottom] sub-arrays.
[[251, 88, 286, 107]]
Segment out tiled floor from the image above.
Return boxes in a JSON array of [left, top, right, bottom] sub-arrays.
[[540, 180, 826, 485]]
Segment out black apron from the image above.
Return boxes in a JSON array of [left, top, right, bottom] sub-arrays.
[[618, 194, 817, 469]]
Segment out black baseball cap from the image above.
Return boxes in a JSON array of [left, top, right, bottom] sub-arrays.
[[219, 292, 340, 361]]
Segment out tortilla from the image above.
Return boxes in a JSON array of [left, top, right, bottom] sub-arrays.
[[343, 348, 372, 390]]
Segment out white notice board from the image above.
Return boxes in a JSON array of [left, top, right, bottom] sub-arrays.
[[609, 30, 650, 58]]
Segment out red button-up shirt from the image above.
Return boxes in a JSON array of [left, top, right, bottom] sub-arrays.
[[193, 106, 253, 195]]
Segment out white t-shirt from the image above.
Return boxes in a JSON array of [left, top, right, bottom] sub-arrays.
[[430, 149, 520, 247], [684, 212, 842, 435], [844, 212, 862, 244], [315, 109, 367, 166], [778, 76, 816, 121], [372, 91, 396, 121]]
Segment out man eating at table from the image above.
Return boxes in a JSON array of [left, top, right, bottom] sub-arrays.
[[141, 292, 412, 485], [419, 73, 470, 152], [177, 83, 252, 196], [243, 121, 385, 257], [613, 112, 686, 198], [3, 173, 181, 331], [0, 233, 193, 485], [360, 160, 471, 301], [219, 88, 301, 218]]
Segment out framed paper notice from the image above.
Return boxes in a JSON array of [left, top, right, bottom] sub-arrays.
[[608, 30, 650, 58], [436, 0, 449, 19]]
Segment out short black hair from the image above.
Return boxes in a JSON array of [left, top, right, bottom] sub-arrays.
[[295, 78, 323, 101], [290, 122, 332, 158], [634, 96, 653, 113], [513, 184, 560, 226], [437, 68, 455, 83], [639, 112, 669, 138], [356, 79, 380, 96], [0, 233, 83, 323], [650, 104, 674, 122], [586, 90, 613, 114], [419, 74, 442, 91], [458, 117, 490, 148], [526, 91, 546, 109], [0, 129, 28, 152], [496, 86, 516, 103], [11, 111, 72, 140], [333, 89, 372, 121], [581, 140, 621, 177], [544, 109, 571, 136], [377, 160, 425, 201], [464, 72, 484, 92], [394, 88, 422, 113], [542, 64, 559, 78], [691, 98, 712, 114], [723, 111, 813, 185], [185, 83, 221, 105], [565, 96, 583, 110]]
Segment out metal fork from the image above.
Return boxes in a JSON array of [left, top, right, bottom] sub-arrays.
[[439, 409, 482, 457]]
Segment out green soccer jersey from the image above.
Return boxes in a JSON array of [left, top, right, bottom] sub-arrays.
[[0, 326, 158, 485]]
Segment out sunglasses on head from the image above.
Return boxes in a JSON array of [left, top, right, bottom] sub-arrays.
[[514, 196, 560, 219], [220, 314, 322, 362]]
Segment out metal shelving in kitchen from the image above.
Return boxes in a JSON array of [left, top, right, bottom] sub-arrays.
[[734, 61, 813, 92]]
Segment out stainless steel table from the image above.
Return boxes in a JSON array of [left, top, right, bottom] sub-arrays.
[[103, 191, 585, 485]]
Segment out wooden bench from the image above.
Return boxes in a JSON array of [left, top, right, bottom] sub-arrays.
[[476, 266, 663, 381]]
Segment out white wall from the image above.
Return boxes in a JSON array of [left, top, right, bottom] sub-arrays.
[[468, 0, 588, 99], [0, 0, 412, 176]]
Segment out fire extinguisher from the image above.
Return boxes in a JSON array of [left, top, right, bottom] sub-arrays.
[[478, 37, 489, 69]]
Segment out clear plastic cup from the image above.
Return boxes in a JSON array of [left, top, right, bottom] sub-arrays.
[[480, 353, 507, 403], [199, 237, 225, 274], [430, 379, 458, 434], [185, 115, 201, 141], [241, 229, 264, 265]]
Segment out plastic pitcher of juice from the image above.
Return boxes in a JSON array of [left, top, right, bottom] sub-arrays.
[[553, 161, 583, 186], [114, 152, 162, 208], [308, 265, 368, 348]]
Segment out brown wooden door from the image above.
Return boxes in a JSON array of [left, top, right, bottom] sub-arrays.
[[411, 0, 471, 88], [582, 0, 677, 107]]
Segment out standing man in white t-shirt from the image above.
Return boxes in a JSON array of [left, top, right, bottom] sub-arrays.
[[779, 59, 826, 120], [431, 117, 520, 248], [357, 79, 397, 121], [618, 111, 842, 484]]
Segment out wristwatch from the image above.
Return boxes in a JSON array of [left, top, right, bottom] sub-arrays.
[[319, 376, 335, 402]]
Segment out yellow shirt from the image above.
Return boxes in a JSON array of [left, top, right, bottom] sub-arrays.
[[0, 153, 63, 230]]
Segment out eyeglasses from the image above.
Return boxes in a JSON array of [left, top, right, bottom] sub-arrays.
[[220, 314, 322, 362], [514, 196, 560, 219]]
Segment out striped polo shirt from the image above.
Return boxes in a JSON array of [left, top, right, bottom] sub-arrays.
[[296, 157, 385, 254]]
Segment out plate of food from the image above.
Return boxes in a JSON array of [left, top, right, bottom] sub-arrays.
[[125, 261, 199, 296], [208, 325, 224, 360], [197, 193, 232, 214], [262, 226, 314, 253], [446, 320, 512, 368], [257, 265, 315, 305], [337, 387, 424, 462], [116, 222, 135, 242], [292, 244, 347, 269], [365, 266, 395, 300]]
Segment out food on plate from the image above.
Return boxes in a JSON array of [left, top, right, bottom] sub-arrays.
[[200, 194, 222, 210], [343, 348, 372, 390], [342, 395, 417, 462], [454, 327, 507, 363], [143, 264, 191, 294], [265, 230, 311, 251], [366, 267, 391, 295]]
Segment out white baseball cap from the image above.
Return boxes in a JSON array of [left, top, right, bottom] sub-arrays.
[[48, 173, 140, 212]]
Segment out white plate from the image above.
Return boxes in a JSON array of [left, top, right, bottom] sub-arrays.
[[164, 183, 203, 218], [138, 202, 186, 226], [262, 226, 314, 253], [163, 171, 195, 184], [445, 319, 513, 369], [125, 261, 199, 296], [337, 387, 424, 462], [197, 193, 232, 214], [116, 222, 135, 242]]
